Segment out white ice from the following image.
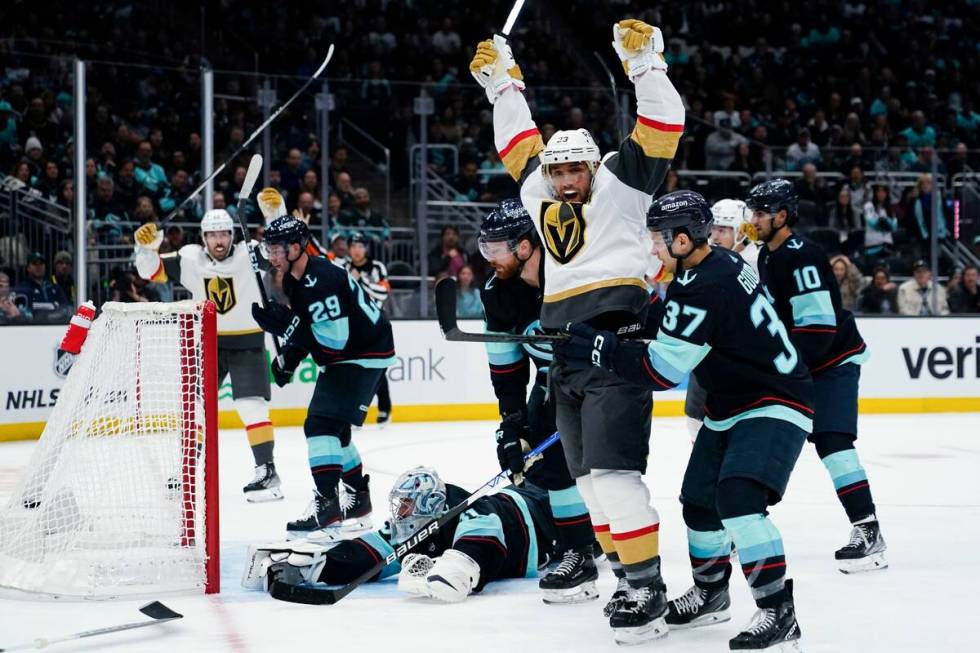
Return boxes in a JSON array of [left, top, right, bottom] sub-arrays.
[[1, 413, 978, 653]]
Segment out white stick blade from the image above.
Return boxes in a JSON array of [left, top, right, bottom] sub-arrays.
[[241, 154, 263, 197]]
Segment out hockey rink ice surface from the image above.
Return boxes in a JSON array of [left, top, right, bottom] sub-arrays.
[[1, 413, 978, 652]]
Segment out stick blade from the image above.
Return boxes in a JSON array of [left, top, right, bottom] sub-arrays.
[[241, 154, 263, 198], [434, 276, 459, 337], [269, 579, 340, 605], [314, 44, 336, 78], [138, 601, 183, 621]]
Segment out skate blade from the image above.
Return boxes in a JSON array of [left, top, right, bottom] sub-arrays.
[[667, 608, 731, 630], [838, 551, 887, 574], [613, 616, 669, 646], [541, 580, 599, 605], [245, 487, 284, 503], [300, 519, 373, 543]]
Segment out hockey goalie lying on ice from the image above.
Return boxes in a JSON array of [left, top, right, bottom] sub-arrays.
[[243, 465, 597, 604]]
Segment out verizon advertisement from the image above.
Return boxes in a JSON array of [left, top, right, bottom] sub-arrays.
[[2, 318, 977, 437]]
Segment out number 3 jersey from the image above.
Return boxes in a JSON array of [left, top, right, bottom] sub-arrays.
[[281, 255, 395, 369], [618, 248, 814, 432], [756, 235, 868, 376]]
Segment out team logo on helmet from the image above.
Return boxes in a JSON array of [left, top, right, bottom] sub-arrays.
[[204, 276, 236, 314], [539, 201, 586, 264]]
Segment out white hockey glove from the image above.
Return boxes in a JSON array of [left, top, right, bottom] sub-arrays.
[[424, 549, 481, 603], [397, 553, 435, 597], [257, 187, 287, 223], [469, 35, 525, 104], [134, 222, 163, 251], [611, 19, 667, 81]]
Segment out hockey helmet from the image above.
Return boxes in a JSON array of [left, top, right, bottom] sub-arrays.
[[539, 129, 601, 176], [745, 178, 798, 224], [263, 215, 310, 250], [478, 198, 537, 259], [348, 231, 369, 248], [710, 198, 750, 245], [200, 208, 235, 234], [647, 190, 714, 248], [388, 466, 447, 545]]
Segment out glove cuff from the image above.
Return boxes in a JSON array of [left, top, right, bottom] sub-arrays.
[[486, 75, 525, 104]]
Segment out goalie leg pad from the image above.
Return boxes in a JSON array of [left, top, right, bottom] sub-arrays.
[[425, 549, 481, 603]]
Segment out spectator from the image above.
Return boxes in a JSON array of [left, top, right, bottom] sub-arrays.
[[946, 143, 973, 179], [845, 166, 871, 213], [278, 148, 306, 196], [858, 266, 899, 314], [337, 188, 390, 244], [334, 171, 355, 209], [10, 161, 32, 186], [827, 186, 859, 231], [431, 18, 461, 55], [35, 160, 61, 200], [704, 117, 747, 170], [133, 196, 159, 225], [57, 179, 73, 208], [0, 101, 17, 155], [455, 265, 483, 318], [898, 260, 949, 316], [50, 250, 75, 303], [328, 146, 350, 185], [830, 254, 865, 312], [113, 159, 141, 212], [948, 265, 980, 314], [861, 184, 898, 261], [0, 269, 25, 323], [837, 143, 868, 176], [428, 225, 466, 278], [107, 268, 148, 303], [910, 173, 948, 249], [160, 225, 184, 254], [88, 175, 130, 245], [712, 93, 740, 129], [328, 232, 348, 261], [133, 140, 168, 200], [452, 160, 486, 202], [294, 191, 320, 225], [324, 192, 342, 228], [900, 110, 937, 148], [785, 128, 821, 170], [13, 252, 69, 313], [795, 163, 829, 211]]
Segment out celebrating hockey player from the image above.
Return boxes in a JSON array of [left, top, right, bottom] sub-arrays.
[[251, 216, 395, 539], [685, 198, 758, 442], [246, 465, 577, 604], [558, 190, 812, 652], [343, 232, 393, 425], [134, 209, 283, 502], [470, 18, 683, 644], [477, 199, 597, 604], [746, 179, 887, 573]]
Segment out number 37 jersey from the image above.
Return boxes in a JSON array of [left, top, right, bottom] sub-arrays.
[[631, 248, 814, 433], [282, 256, 395, 369]]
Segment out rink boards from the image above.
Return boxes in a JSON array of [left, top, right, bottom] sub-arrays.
[[2, 317, 978, 440]]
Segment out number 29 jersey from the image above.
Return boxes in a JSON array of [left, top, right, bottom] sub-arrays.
[[631, 248, 814, 432], [281, 255, 395, 368]]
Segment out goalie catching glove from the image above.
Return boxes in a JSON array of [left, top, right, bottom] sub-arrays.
[[611, 19, 666, 80], [397, 549, 481, 603], [469, 35, 525, 104]]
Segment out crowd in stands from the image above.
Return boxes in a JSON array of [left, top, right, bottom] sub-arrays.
[[1, 1, 979, 320]]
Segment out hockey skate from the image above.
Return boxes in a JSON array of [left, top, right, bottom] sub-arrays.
[[835, 517, 887, 574], [729, 580, 802, 652], [302, 476, 373, 542], [376, 411, 390, 427], [609, 580, 669, 646], [666, 584, 731, 630], [603, 576, 631, 618], [539, 547, 599, 604], [286, 492, 344, 540], [243, 462, 284, 503]]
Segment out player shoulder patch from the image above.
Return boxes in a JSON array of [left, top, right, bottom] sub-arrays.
[[539, 201, 586, 264], [786, 238, 804, 250], [675, 269, 698, 286]]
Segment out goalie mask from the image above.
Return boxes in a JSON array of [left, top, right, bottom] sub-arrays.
[[388, 466, 447, 545]]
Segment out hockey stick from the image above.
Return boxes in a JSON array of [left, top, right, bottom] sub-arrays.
[[593, 51, 623, 143], [0, 601, 182, 652], [233, 153, 283, 363], [160, 45, 336, 226], [268, 431, 561, 605], [435, 277, 566, 344]]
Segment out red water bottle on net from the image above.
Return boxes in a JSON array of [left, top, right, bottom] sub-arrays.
[[59, 301, 97, 355]]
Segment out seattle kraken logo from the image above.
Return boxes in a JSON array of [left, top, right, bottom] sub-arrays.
[[205, 276, 236, 314], [540, 201, 586, 264]]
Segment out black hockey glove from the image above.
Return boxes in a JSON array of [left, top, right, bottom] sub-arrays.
[[270, 358, 295, 388], [251, 301, 296, 337], [270, 346, 306, 388], [495, 412, 529, 477], [557, 322, 618, 371]]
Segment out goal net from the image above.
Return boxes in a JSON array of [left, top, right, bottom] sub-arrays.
[[0, 300, 219, 598]]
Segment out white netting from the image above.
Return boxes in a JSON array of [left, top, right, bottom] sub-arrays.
[[0, 301, 216, 598]]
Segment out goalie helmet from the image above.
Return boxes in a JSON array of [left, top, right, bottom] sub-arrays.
[[478, 198, 537, 258], [200, 209, 234, 234], [388, 466, 447, 545], [710, 199, 750, 245], [539, 129, 601, 175], [647, 190, 713, 249]]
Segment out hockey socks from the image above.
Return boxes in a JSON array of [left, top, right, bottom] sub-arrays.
[[721, 513, 788, 609], [306, 435, 343, 497], [548, 486, 594, 551], [237, 397, 275, 466], [687, 527, 733, 590], [341, 442, 364, 485], [818, 441, 875, 523]]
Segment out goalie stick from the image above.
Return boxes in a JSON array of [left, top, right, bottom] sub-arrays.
[[435, 276, 566, 344], [0, 601, 182, 652], [233, 153, 283, 362], [267, 431, 561, 605], [161, 44, 335, 226]]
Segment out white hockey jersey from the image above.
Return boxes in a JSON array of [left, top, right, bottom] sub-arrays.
[[135, 241, 267, 348], [493, 67, 684, 328]]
